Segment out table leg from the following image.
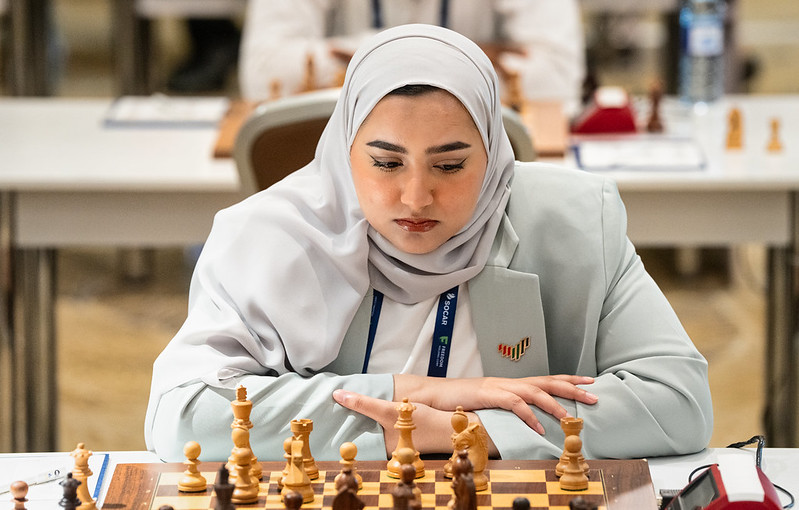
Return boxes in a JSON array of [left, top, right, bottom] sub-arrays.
[[11, 248, 57, 452], [763, 194, 798, 447], [8, 0, 52, 95], [112, 0, 152, 95]]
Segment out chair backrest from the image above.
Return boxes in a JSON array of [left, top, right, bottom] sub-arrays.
[[234, 88, 340, 195], [234, 89, 536, 195]]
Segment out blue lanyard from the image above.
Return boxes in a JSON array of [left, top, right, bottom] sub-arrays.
[[371, 0, 450, 29], [362, 286, 459, 377]]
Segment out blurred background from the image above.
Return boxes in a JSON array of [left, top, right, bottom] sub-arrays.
[[2, 0, 798, 453]]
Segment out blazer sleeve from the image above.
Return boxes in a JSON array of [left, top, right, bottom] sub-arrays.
[[478, 176, 713, 459], [147, 372, 392, 462]]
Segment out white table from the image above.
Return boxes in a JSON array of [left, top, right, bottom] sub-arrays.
[[0, 449, 796, 509], [1, 95, 797, 452]]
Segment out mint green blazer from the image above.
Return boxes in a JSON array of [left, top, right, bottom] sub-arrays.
[[146, 163, 713, 462]]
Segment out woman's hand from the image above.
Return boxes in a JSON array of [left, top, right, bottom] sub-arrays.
[[394, 374, 598, 435], [332, 389, 460, 456]]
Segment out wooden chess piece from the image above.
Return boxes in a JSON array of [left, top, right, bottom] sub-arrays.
[[505, 70, 525, 113], [213, 464, 235, 510], [283, 490, 304, 510], [332, 466, 365, 510], [726, 107, 743, 150], [646, 81, 664, 133], [767, 118, 783, 153], [158, 506, 175, 510], [559, 435, 589, 491], [337, 441, 362, 490], [178, 441, 208, 492], [300, 53, 316, 93], [512, 497, 531, 510], [387, 398, 424, 479], [291, 418, 319, 480], [230, 447, 259, 504], [269, 79, 283, 101], [10, 480, 28, 510], [281, 438, 314, 503], [556, 417, 588, 477], [392, 448, 421, 510], [569, 496, 598, 510], [230, 384, 262, 480], [69, 442, 97, 509], [447, 451, 477, 510], [59, 473, 82, 510], [279, 435, 293, 490], [444, 406, 469, 478]]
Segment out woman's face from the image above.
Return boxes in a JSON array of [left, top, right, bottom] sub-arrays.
[[350, 89, 488, 255]]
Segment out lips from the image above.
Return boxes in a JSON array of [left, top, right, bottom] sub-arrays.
[[395, 218, 438, 232]]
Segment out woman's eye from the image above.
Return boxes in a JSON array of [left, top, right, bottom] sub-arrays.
[[370, 156, 402, 170], [436, 159, 467, 172]]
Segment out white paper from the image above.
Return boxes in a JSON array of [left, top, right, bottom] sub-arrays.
[[574, 137, 706, 172], [104, 94, 230, 127]]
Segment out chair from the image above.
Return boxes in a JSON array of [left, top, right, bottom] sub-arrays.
[[234, 88, 341, 196], [234, 88, 537, 196]]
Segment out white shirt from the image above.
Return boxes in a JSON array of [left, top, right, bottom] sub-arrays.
[[239, 0, 586, 115], [366, 284, 484, 377]]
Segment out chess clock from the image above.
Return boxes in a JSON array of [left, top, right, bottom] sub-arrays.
[[570, 86, 637, 134], [664, 453, 781, 510]]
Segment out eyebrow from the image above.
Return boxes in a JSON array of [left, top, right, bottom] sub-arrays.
[[365, 140, 471, 155]]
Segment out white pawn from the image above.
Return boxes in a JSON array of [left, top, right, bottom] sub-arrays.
[[178, 441, 207, 493], [231, 447, 259, 504]]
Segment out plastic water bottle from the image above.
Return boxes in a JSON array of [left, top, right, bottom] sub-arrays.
[[678, 0, 726, 105]]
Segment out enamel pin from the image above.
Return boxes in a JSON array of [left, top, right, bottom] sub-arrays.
[[498, 337, 530, 361]]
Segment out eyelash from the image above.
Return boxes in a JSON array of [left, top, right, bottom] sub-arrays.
[[369, 156, 466, 173]]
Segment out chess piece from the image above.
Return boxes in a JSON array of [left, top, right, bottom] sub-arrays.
[[447, 451, 477, 510], [178, 441, 208, 492], [291, 418, 319, 480], [281, 438, 314, 503], [569, 496, 598, 510], [392, 448, 421, 510], [444, 407, 488, 491], [387, 398, 424, 479], [337, 441, 363, 490], [269, 79, 283, 101], [512, 497, 531, 510], [559, 434, 589, 491], [279, 435, 293, 489], [59, 473, 82, 510], [767, 118, 783, 153], [300, 53, 316, 93], [646, 81, 664, 133], [556, 417, 589, 477], [283, 490, 304, 510], [505, 70, 525, 113], [444, 406, 469, 478], [230, 447, 259, 504], [213, 464, 235, 510], [332, 466, 365, 510], [158, 506, 175, 510], [230, 385, 262, 480], [10, 480, 28, 510], [69, 443, 97, 509], [726, 107, 743, 150]]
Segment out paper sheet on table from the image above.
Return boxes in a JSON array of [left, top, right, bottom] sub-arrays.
[[573, 137, 706, 172], [0, 452, 109, 506], [104, 95, 230, 128]]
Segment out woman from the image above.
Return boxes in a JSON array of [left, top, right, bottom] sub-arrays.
[[145, 24, 712, 462]]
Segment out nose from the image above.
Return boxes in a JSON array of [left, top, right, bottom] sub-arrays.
[[400, 167, 434, 211]]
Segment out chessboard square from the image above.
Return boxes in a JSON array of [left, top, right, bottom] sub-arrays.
[[491, 492, 550, 507], [548, 494, 607, 509], [377, 493, 394, 507], [545, 481, 604, 494], [489, 469, 547, 483], [360, 481, 382, 494], [153, 495, 212, 509], [419, 492, 438, 507], [434, 481, 453, 494], [490, 481, 546, 494]]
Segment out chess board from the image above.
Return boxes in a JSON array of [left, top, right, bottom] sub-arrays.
[[101, 460, 657, 510]]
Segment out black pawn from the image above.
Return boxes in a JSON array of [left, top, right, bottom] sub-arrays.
[[569, 496, 598, 510], [59, 473, 81, 510], [213, 464, 236, 510], [284, 490, 304, 510], [512, 497, 530, 510], [158, 506, 175, 510]]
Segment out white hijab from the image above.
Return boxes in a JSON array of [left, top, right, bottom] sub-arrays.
[[146, 24, 515, 428]]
